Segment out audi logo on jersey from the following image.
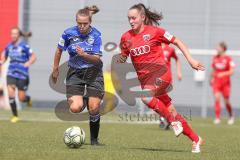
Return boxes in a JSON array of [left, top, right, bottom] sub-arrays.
[[130, 45, 150, 57]]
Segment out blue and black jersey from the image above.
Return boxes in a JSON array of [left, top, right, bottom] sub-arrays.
[[4, 40, 33, 80], [58, 26, 103, 69]]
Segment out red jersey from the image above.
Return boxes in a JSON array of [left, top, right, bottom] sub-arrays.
[[212, 54, 235, 85], [120, 25, 175, 80], [163, 45, 177, 69]]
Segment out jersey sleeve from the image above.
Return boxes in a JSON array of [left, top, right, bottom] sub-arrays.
[[228, 57, 235, 68], [24, 44, 33, 56], [57, 31, 69, 51], [91, 34, 103, 56], [157, 28, 175, 44], [120, 35, 130, 57]]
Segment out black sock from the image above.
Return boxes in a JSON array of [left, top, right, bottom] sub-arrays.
[[23, 95, 30, 103], [89, 113, 100, 140], [9, 98, 18, 117]]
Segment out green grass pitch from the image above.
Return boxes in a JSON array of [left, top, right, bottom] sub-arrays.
[[0, 109, 240, 160]]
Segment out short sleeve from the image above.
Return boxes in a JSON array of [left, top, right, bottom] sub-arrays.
[[228, 57, 235, 68], [157, 27, 175, 44], [120, 35, 130, 57], [91, 34, 103, 56], [24, 44, 33, 56], [57, 32, 69, 51]]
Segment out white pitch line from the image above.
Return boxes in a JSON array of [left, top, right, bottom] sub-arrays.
[[1, 117, 238, 128]]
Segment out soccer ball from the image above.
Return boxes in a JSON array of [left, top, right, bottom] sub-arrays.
[[159, 117, 170, 130], [63, 126, 85, 148]]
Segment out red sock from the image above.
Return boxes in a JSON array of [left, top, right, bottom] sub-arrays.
[[147, 97, 174, 123], [215, 100, 220, 119], [226, 103, 233, 117], [175, 114, 199, 143]]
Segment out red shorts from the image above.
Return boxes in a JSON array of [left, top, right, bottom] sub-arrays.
[[212, 82, 231, 98], [140, 67, 173, 107]]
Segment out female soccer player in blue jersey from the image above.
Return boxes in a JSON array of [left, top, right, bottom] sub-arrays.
[[0, 27, 36, 123], [52, 6, 104, 145]]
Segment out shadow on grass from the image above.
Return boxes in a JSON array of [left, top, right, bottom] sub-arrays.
[[74, 143, 187, 153], [83, 143, 106, 147], [129, 147, 187, 153]]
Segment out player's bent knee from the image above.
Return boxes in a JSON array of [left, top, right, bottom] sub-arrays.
[[8, 90, 15, 98], [214, 93, 221, 100], [69, 102, 84, 113], [168, 106, 177, 116], [19, 96, 25, 102], [70, 106, 81, 113]]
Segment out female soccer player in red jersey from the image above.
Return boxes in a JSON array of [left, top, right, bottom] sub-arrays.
[[118, 3, 204, 153], [211, 42, 235, 125]]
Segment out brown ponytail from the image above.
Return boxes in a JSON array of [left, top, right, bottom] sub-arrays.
[[85, 5, 99, 15], [76, 5, 99, 21], [20, 31, 32, 38], [219, 41, 227, 51], [12, 27, 32, 38], [130, 3, 163, 26]]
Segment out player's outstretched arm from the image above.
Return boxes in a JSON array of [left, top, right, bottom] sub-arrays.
[[52, 48, 62, 83], [173, 38, 205, 71]]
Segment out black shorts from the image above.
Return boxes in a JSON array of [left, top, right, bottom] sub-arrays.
[[66, 66, 104, 99], [7, 76, 29, 91]]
